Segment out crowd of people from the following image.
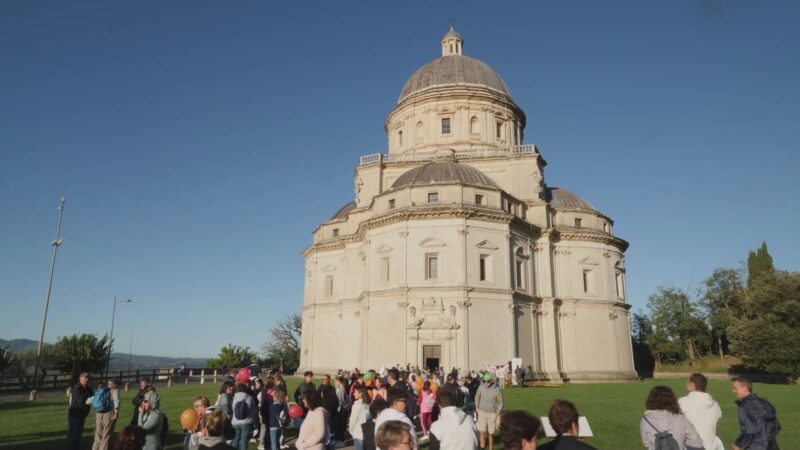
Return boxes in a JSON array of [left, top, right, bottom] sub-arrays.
[[64, 367, 782, 450]]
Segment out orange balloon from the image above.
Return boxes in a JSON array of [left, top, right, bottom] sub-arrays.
[[416, 378, 423, 391], [180, 408, 199, 431], [430, 382, 440, 393]]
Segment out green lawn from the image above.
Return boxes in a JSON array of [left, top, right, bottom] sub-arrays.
[[0, 377, 796, 449]]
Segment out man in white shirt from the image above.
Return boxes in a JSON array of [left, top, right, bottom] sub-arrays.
[[678, 373, 723, 450]]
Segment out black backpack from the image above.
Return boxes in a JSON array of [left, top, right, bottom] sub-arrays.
[[234, 398, 250, 420], [643, 416, 680, 450], [160, 413, 169, 444]]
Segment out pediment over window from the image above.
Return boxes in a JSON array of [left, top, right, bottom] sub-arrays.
[[578, 256, 599, 266], [419, 237, 446, 248], [376, 244, 394, 254], [475, 240, 498, 250], [322, 264, 337, 272]]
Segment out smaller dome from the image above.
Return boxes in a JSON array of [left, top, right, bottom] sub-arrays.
[[391, 160, 499, 190], [547, 188, 595, 211], [443, 26, 462, 40], [330, 201, 356, 220]]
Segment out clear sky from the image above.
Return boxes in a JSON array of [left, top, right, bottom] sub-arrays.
[[2, 1, 798, 358]]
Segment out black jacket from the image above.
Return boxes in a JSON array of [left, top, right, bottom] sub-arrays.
[[539, 436, 597, 450], [319, 383, 339, 417], [361, 419, 376, 450], [440, 382, 465, 408], [68, 383, 94, 418], [735, 394, 781, 450], [293, 381, 315, 404]]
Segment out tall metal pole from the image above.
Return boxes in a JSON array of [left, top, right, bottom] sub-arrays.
[[128, 332, 133, 373], [106, 297, 117, 379], [32, 197, 65, 389], [107, 297, 132, 378]]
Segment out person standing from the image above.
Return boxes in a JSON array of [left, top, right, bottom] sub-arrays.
[[429, 390, 478, 450], [296, 389, 329, 450], [539, 399, 596, 450], [640, 386, 703, 450], [678, 373, 723, 450], [349, 385, 372, 450], [732, 376, 781, 450], [375, 391, 417, 450], [498, 411, 540, 450], [92, 378, 121, 450], [268, 390, 289, 450], [294, 371, 316, 415], [67, 372, 95, 450], [475, 374, 504, 450], [216, 380, 235, 418], [138, 391, 164, 450], [231, 383, 257, 450], [131, 377, 156, 426], [318, 374, 339, 444], [198, 409, 237, 450], [418, 381, 436, 438]]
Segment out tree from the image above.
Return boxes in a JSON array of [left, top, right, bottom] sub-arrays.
[[630, 312, 655, 376], [729, 270, 800, 377], [12, 345, 56, 389], [0, 346, 15, 372], [747, 241, 775, 289], [646, 287, 710, 366], [207, 344, 258, 370], [54, 333, 111, 383], [262, 313, 302, 369], [702, 268, 745, 361]]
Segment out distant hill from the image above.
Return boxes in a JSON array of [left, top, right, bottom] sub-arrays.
[[1, 338, 208, 371]]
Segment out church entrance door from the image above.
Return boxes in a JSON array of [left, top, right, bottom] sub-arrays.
[[422, 345, 442, 371]]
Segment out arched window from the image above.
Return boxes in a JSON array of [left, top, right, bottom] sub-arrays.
[[415, 121, 424, 143], [470, 116, 480, 134]]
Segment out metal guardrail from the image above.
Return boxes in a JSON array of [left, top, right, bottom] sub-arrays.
[[0, 367, 226, 393]]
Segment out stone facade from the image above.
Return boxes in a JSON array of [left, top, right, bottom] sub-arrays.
[[298, 28, 637, 382]]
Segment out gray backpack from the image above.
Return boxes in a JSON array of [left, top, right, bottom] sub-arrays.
[[643, 416, 680, 450]]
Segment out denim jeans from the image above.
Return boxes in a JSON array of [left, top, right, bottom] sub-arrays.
[[353, 438, 364, 450], [232, 424, 253, 450], [269, 427, 282, 450]]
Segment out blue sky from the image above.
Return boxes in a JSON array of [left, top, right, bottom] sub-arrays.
[[1, 1, 798, 358]]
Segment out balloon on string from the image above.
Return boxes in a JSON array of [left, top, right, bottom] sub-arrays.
[[364, 371, 375, 381], [416, 378, 423, 391], [180, 408, 199, 431], [288, 404, 304, 419], [430, 382, 440, 394], [237, 367, 251, 384]]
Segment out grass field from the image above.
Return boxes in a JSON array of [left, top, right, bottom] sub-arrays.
[[0, 377, 796, 449]]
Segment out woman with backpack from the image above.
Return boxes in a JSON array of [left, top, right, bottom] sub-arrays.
[[138, 391, 164, 450], [419, 381, 436, 438], [641, 386, 704, 450], [230, 383, 257, 450]]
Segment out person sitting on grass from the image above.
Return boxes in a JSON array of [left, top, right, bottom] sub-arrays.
[[539, 399, 595, 450], [498, 410, 541, 450], [640, 386, 703, 450], [198, 409, 236, 450], [375, 420, 416, 450]]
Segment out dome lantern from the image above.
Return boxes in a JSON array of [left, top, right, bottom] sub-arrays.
[[442, 26, 463, 56]]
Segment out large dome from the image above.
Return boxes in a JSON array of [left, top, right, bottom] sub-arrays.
[[399, 55, 511, 102], [391, 160, 499, 190], [546, 187, 596, 211]]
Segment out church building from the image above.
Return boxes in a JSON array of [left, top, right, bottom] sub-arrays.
[[299, 28, 637, 381]]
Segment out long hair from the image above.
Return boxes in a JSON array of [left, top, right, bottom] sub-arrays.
[[116, 426, 145, 450], [645, 386, 681, 414], [303, 388, 323, 410]]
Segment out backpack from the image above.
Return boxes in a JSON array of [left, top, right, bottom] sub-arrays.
[[643, 416, 681, 450], [93, 387, 113, 413], [160, 413, 169, 443], [234, 397, 251, 420]]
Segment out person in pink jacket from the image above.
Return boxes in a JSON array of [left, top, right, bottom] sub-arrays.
[[296, 390, 329, 450], [419, 381, 436, 437]]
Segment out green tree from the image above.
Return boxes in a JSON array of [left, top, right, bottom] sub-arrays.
[[702, 268, 745, 361], [747, 241, 775, 289], [54, 333, 111, 383], [12, 345, 56, 389], [729, 270, 800, 377], [207, 344, 258, 370], [262, 313, 302, 369], [0, 346, 15, 372], [646, 287, 710, 366]]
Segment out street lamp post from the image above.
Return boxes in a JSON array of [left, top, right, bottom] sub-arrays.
[[32, 197, 66, 393], [128, 332, 134, 374], [106, 297, 132, 378]]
